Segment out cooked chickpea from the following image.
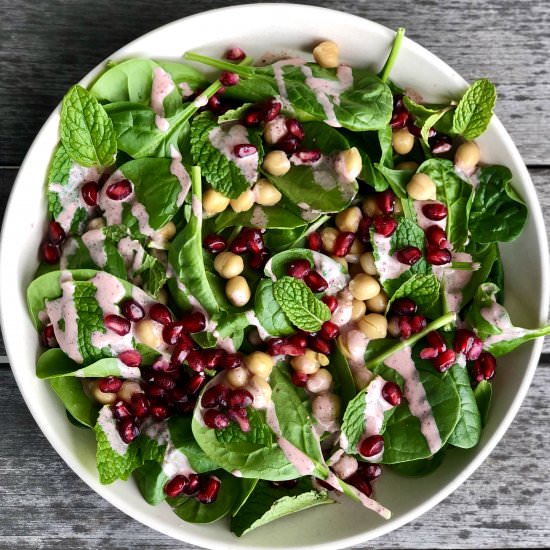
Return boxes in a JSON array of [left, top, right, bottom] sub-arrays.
[[345, 239, 364, 263], [117, 380, 143, 402], [317, 353, 330, 367], [358, 313, 388, 339], [262, 150, 291, 176], [226, 366, 249, 388], [396, 161, 419, 171], [313, 40, 340, 68], [156, 221, 176, 242], [203, 189, 230, 216], [359, 252, 378, 275], [87, 217, 105, 230], [454, 141, 480, 174], [387, 315, 401, 338], [88, 380, 117, 405], [349, 273, 380, 301], [350, 299, 367, 321], [248, 375, 272, 408], [392, 128, 415, 155], [230, 190, 254, 213], [290, 352, 320, 375], [406, 173, 436, 200], [321, 227, 339, 254], [214, 251, 244, 279], [225, 276, 251, 307], [306, 368, 333, 393], [312, 392, 341, 424], [366, 291, 388, 313], [335, 206, 362, 233], [332, 454, 358, 480], [361, 196, 380, 217], [253, 178, 282, 206], [336, 147, 362, 182], [245, 351, 274, 379], [263, 117, 287, 145], [135, 319, 163, 348]]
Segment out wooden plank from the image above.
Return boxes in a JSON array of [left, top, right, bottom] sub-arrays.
[[0, 0, 549, 166], [0, 363, 548, 549]]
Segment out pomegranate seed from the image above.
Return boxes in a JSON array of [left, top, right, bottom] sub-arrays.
[[249, 249, 270, 270], [98, 376, 122, 393], [152, 373, 176, 391], [151, 356, 176, 373], [432, 349, 456, 372], [112, 400, 131, 420], [163, 321, 189, 345], [180, 311, 207, 333], [130, 393, 149, 418], [425, 226, 449, 249], [41, 324, 58, 348], [81, 181, 99, 206], [322, 295, 338, 313], [285, 118, 304, 140], [47, 220, 66, 244], [381, 382, 402, 406], [150, 402, 170, 420], [164, 475, 189, 498], [219, 71, 239, 86], [358, 435, 384, 458], [291, 371, 309, 387], [304, 271, 328, 293], [467, 338, 483, 361], [41, 241, 61, 264], [185, 372, 206, 394], [120, 299, 145, 321], [118, 417, 140, 444], [422, 202, 448, 221], [170, 335, 194, 367], [219, 353, 242, 370], [348, 474, 373, 497], [227, 408, 251, 432], [286, 259, 311, 279], [203, 233, 227, 254], [296, 149, 322, 163], [234, 144, 257, 158], [454, 329, 475, 355], [390, 109, 410, 129], [225, 47, 246, 61], [289, 332, 309, 348], [320, 321, 339, 340], [309, 335, 331, 354], [117, 349, 141, 368], [307, 231, 322, 251], [398, 316, 412, 339], [426, 245, 452, 265], [203, 409, 230, 430], [420, 347, 439, 360], [149, 303, 172, 325], [359, 463, 382, 480], [396, 246, 422, 265], [471, 361, 484, 384], [410, 315, 427, 334], [266, 337, 305, 357], [375, 190, 395, 215], [261, 99, 282, 122], [431, 136, 452, 154], [203, 349, 225, 369], [373, 215, 398, 237], [183, 473, 200, 495], [106, 179, 132, 200], [104, 314, 131, 335], [356, 216, 373, 244], [145, 383, 166, 400], [479, 352, 497, 380], [278, 135, 300, 154], [242, 228, 264, 253], [206, 94, 222, 113], [197, 476, 221, 504], [186, 350, 206, 372], [426, 331, 446, 354], [243, 108, 262, 127], [333, 231, 355, 257], [391, 298, 417, 316], [228, 389, 254, 409], [201, 384, 230, 409]]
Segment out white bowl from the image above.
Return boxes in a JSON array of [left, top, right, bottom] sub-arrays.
[[1, 3, 548, 549]]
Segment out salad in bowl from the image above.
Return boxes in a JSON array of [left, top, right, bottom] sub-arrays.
[[23, 22, 549, 539]]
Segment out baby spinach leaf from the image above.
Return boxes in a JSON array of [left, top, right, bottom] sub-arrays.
[[452, 79, 496, 139], [133, 461, 168, 505], [49, 376, 99, 428], [469, 165, 527, 243], [213, 205, 307, 231], [254, 280, 295, 337], [388, 274, 440, 316], [233, 478, 259, 517], [389, 449, 446, 477], [218, 103, 254, 124], [447, 364, 481, 449], [60, 85, 117, 167], [374, 165, 413, 198], [301, 121, 350, 153], [460, 242, 498, 308], [329, 344, 357, 408], [474, 380, 492, 427], [273, 276, 331, 332]]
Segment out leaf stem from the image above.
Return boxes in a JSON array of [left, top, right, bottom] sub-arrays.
[[183, 51, 255, 77], [364, 311, 456, 369], [451, 261, 480, 270], [379, 27, 406, 83]]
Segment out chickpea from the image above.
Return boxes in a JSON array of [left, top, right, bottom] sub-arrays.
[[245, 351, 274, 379], [359, 252, 378, 275], [263, 117, 287, 145], [290, 352, 320, 375], [248, 375, 272, 409], [335, 206, 362, 233], [361, 196, 380, 217], [350, 299, 367, 321], [454, 141, 480, 174], [345, 238, 364, 263], [203, 189, 230, 216], [226, 366, 249, 388], [88, 380, 117, 405], [312, 40, 340, 68], [87, 217, 105, 230], [336, 147, 362, 182], [321, 227, 339, 254], [406, 173, 436, 200], [135, 319, 163, 348], [214, 251, 244, 279], [396, 161, 418, 171], [317, 353, 330, 367], [230, 190, 255, 213], [366, 290, 388, 313], [312, 392, 341, 424], [156, 221, 176, 242], [392, 128, 415, 155], [262, 150, 291, 176], [387, 315, 401, 338], [306, 368, 333, 393], [349, 273, 380, 301], [225, 276, 251, 307], [253, 178, 282, 206], [117, 380, 143, 402], [332, 454, 358, 480], [358, 313, 388, 339]]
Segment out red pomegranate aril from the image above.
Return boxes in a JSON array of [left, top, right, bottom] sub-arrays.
[[81, 181, 100, 206], [201, 384, 230, 409], [164, 475, 189, 498], [396, 246, 422, 265], [41, 241, 61, 264], [431, 136, 452, 154], [479, 352, 497, 380], [426, 245, 452, 266], [183, 473, 200, 495], [381, 382, 402, 406], [120, 298, 145, 321], [398, 316, 412, 339], [234, 143, 257, 158], [358, 435, 384, 458], [204, 349, 225, 369], [197, 476, 222, 504], [278, 135, 300, 154], [242, 228, 264, 254], [285, 118, 305, 140], [104, 314, 131, 336], [41, 324, 58, 348], [186, 350, 205, 373], [356, 216, 373, 244], [163, 321, 186, 345], [180, 311, 207, 333], [106, 179, 132, 200], [470, 361, 484, 383], [219, 71, 239, 87], [112, 400, 131, 420], [432, 349, 457, 373], [151, 357, 175, 373], [203, 409, 230, 430], [349, 475, 373, 497], [170, 336, 194, 367], [359, 462, 383, 481], [150, 402, 170, 420], [227, 408, 251, 432], [426, 331, 446, 354], [422, 202, 448, 221], [185, 372, 206, 394], [309, 335, 332, 355], [425, 225, 449, 249], [203, 233, 227, 254], [420, 347, 439, 360], [228, 389, 254, 409], [249, 249, 270, 270], [304, 271, 328, 293], [373, 215, 398, 237], [118, 417, 140, 444], [296, 149, 322, 163], [307, 231, 322, 251], [206, 93, 222, 112], [288, 332, 309, 348], [410, 315, 427, 334], [243, 108, 262, 127], [267, 337, 306, 357], [322, 295, 338, 313], [152, 373, 176, 391], [391, 297, 417, 316], [286, 259, 311, 279], [320, 321, 339, 340], [98, 376, 123, 393], [376, 190, 395, 215], [333, 231, 355, 257], [219, 353, 243, 370], [225, 47, 246, 61], [262, 99, 282, 122], [146, 383, 166, 400], [118, 349, 142, 368], [130, 393, 150, 418], [291, 370, 309, 387], [149, 303, 173, 326], [467, 337, 483, 361], [47, 220, 66, 244], [454, 329, 475, 355], [390, 109, 410, 129]]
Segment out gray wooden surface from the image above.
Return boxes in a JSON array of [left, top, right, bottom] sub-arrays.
[[1, 0, 549, 548]]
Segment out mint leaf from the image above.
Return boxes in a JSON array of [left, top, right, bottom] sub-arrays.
[[60, 85, 117, 167], [389, 274, 440, 316], [452, 79, 496, 139], [390, 218, 426, 252], [273, 276, 330, 332]]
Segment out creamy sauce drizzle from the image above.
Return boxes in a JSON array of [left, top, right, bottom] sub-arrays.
[[169, 145, 192, 207], [372, 233, 410, 281], [271, 57, 305, 109], [244, 310, 272, 340], [250, 206, 268, 227], [98, 406, 128, 455], [150, 67, 175, 131], [481, 302, 527, 345], [432, 251, 474, 313], [413, 200, 447, 231], [311, 251, 349, 295], [82, 229, 107, 268]]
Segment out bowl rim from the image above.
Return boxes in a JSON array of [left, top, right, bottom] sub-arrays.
[[1, 3, 548, 549]]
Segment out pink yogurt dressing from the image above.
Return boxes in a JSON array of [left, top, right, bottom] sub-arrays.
[[271, 57, 305, 109], [372, 233, 410, 282], [481, 301, 527, 345], [97, 405, 128, 455], [413, 200, 447, 232], [432, 251, 475, 313], [81, 229, 107, 268], [169, 145, 192, 207], [150, 67, 175, 131]]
